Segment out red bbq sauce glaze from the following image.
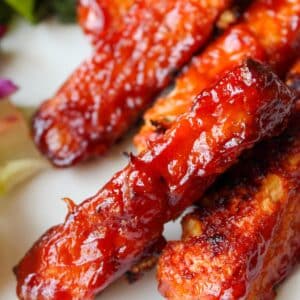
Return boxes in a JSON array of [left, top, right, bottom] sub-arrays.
[[77, 0, 134, 44], [287, 59, 300, 109], [34, 0, 232, 167], [157, 113, 300, 300], [134, 24, 267, 151], [134, 0, 300, 152], [287, 59, 300, 98], [244, 0, 300, 76], [15, 60, 296, 299]]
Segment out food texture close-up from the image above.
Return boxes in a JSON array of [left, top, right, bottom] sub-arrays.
[[0, 0, 299, 300]]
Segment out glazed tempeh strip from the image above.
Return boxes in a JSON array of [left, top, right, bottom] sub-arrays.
[[157, 115, 300, 299], [15, 61, 295, 299], [35, 0, 232, 167], [135, 0, 300, 152], [77, 0, 249, 45]]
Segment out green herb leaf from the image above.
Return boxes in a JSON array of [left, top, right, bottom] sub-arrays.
[[4, 0, 37, 22]]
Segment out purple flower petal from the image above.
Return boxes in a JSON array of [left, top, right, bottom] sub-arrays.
[[0, 78, 18, 99]]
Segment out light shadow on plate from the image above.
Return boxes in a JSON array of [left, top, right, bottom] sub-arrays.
[[97, 269, 164, 300], [0, 50, 16, 74], [96, 212, 183, 299]]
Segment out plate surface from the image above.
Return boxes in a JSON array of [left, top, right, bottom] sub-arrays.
[[0, 20, 299, 300]]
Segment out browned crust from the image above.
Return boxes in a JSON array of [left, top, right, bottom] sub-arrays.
[[286, 59, 300, 100], [157, 116, 300, 300], [16, 61, 296, 300]]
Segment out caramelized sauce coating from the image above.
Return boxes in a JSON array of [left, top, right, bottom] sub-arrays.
[[287, 59, 300, 99], [35, 0, 232, 167], [77, 0, 134, 44], [244, 0, 300, 75], [15, 61, 295, 299], [157, 115, 300, 300], [134, 24, 266, 151], [135, 0, 300, 152], [287, 58, 300, 112], [77, 0, 249, 45]]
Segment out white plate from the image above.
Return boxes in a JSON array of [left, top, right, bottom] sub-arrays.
[[0, 20, 299, 300]]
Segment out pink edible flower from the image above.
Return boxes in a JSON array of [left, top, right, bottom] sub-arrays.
[[0, 78, 18, 98]]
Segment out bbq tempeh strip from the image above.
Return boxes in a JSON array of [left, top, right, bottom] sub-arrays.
[[77, 0, 249, 45], [35, 0, 232, 167], [157, 113, 300, 300], [134, 0, 300, 152], [157, 59, 300, 300], [15, 61, 295, 299], [134, 24, 266, 151], [77, 0, 134, 44]]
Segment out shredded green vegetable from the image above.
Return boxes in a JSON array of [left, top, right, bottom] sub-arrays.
[[0, 100, 48, 196]]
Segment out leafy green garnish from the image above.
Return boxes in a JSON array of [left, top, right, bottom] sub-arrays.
[[0, 2, 13, 25], [0, 159, 46, 195], [51, 0, 77, 23], [4, 0, 37, 22], [1, 0, 76, 25], [0, 100, 48, 196]]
